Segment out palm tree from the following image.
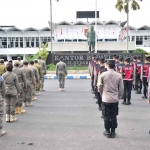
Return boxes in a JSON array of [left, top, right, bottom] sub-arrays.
[[116, 0, 142, 53]]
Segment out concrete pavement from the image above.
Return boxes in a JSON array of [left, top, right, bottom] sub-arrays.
[[0, 80, 150, 150]]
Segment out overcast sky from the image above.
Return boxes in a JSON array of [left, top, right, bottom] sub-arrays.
[[0, 0, 149, 29]]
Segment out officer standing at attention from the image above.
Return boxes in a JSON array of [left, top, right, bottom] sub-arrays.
[[38, 56, 46, 91], [88, 55, 96, 92], [141, 56, 150, 99], [13, 61, 27, 114], [0, 59, 6, 75], [34, 60, 42, 96], [0, 75, 6, 136], [116, 57, 124, 73], [131, 56, 137, 90], [56, 58, 67, 91], [17, 57, 23, 68], [21, 60, 35, 107], [29, 60, 39, 101], [2, 63, 21, 122], [121, 58, 134, 105], [135, 56, 143, 94], [99, 60, 124, 138]]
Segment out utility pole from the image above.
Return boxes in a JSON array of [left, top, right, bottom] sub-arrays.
[[127, 1, 129, 53]]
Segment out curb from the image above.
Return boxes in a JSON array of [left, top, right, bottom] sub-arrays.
[[44, 74, 90, 79]]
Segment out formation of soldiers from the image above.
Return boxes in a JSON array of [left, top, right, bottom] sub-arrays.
[[89, 55, 150, 108], [88, 54, 150, 138], [0, 56, 46, 137]]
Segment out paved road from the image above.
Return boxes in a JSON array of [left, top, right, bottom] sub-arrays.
[[0, 79, 150, 150]]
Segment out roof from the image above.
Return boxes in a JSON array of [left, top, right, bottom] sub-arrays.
[[0, 28, 5, 31], [120, 21, 127, 27], [40, 27, 51, 31], [123, 25, 136, 30], [105, 20, 119, 25], [57, 21, 71, 25], [23, 27, 38, 31], [137, 25, 150, 30], [73, 21, 86, 25], [89, 21, 103, 25], [7, 27, 22, 31]]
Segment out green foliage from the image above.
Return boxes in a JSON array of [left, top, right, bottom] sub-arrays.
[[25, 53, 39, 62], [116, 0, 142, 13], [133, 48, 147, 53], [37, 43, 49, 61], [25, 42, 49, 62], [47, 64, 88, 71], [47, 63, 56, 71]]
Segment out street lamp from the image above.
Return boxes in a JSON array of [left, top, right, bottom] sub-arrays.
[[50, 0, 59, 54]]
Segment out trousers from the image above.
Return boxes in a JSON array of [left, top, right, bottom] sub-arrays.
[[24, 83, 32, 103], [5, 94, 17, 115], [16, 85, 24, 107], [97, 92, 102, 108], [135, 74, 142, 92], [102, 102, 119, 129], [40, 73, 45, 90], [58, 73, 65, 88], [123, 80, 132, 102], [143, 77, 148, 97], [0, 99, 4, 130]]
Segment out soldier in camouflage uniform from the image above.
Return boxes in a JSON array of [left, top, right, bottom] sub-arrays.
[[34, 59, 42, 95], [38, 56, 46, 91], [29, 60, 39, 101], [21, 60, 35, 107], [2, 63, 21, 122], [56, 58, 67, 91], [13, 61, 27, 114], [0, 59, 6, 75], [17, 57, 23, 68], [0, 75, 6, 136]]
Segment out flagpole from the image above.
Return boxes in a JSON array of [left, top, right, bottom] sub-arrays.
[[50, 0, 53, 54], [95, 0, 97, 53]]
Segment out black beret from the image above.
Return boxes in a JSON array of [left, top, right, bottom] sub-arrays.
[[107, 59, 115, 65], [125, 57, 130, 62]]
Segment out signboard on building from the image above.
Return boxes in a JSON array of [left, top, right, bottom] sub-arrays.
[[46, 53, 145, 66]]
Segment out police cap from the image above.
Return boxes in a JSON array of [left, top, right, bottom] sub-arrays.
[[14, 61, 20, 66], [0, 59, 4, 63], [124, 57, 130, 62], [107, 59, 115, 65], [23, 60, 28, 64]]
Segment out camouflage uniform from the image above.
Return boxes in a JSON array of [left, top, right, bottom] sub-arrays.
[[34, 62, 42, 94], [2, 71, 21, 122], [56, 61, 67, 90], [29, 65, 39, 99], [38, 59, 46, 91], [0, 76, 6, 133], [21, 61, 35, 106], [13, 61, 27, 114], [0, 59, 6, 75]]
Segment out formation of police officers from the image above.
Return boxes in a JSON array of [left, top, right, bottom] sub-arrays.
[[88, 54, 150, 138], [0, 56, 46, 137]]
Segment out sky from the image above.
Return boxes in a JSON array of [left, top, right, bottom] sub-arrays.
[[0, 0, 149, 29]]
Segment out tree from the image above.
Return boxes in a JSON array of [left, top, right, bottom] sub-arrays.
[[25, 42, 49, 62], [37, 42, 49, 61], [116, 0, 142, 52]]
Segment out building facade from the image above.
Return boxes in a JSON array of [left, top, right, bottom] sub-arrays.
[[0, 20, 150, 60]]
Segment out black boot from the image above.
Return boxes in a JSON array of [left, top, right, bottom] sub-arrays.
[[98, 107, 102, 111], [126, 101, 131, 105], [122, 101, 126, 105], [103, 129, 111, 138], [111, 128, 116, 138]]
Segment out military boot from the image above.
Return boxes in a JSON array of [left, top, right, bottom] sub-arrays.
[[15, 107, 19, 114], [111, 128, 116, 138], [6, 114, 10, 122], [10, 115, 17, 122], [103, 129, 111, 138], [20, 107, 26, 114], [0, 130, 7, 137]]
